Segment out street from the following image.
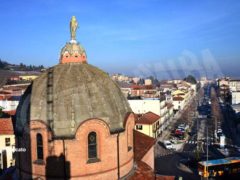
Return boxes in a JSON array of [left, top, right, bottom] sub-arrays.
[[155, 83, 240, 179]]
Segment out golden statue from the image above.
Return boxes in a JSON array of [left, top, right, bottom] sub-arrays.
[[70, 16, 78, 41]]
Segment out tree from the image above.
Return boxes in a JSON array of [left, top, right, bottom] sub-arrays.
[[0, 106, 3, 117], [184, 75, 197, 84], [0, 59, 8, 69]]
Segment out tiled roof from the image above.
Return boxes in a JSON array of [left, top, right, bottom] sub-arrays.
[[131, 132, 175, 180], [130, 161, 175, 180], [0, 117, 14, 135], [134, 130, 156, 162], [131, 85, 154, 90], [3, 110, 16, 116], [173, 96, 184, 101], [129, 161, 156, 180], [136, 112, 160, 125]]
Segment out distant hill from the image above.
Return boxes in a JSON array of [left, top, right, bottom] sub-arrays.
[[0, 59, 45, 87], [0, 59, 45, 72], [0, 70, 17, 87]]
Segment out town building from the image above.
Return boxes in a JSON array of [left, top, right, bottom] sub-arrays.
[[172, 96, 185, 112], [116, 81, 132, 98], [19, 74, 39, 81], [229, 79, 240, 92], [0, 117, 15, 170], [0, 84, 28, 115], [159, 82, 177, 92], [231, 91, 240, 104], [128, 98, 174, 135], [132, 77, 140, 84], [144, 79, 152, 86], [128, 98, 163, 115], [128, 85, 159, 98], [135, 112, 161, 138]]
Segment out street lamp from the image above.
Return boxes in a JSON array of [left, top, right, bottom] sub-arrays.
[[206, 127, 209, 180]]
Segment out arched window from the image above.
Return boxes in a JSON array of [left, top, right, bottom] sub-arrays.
[[36, 133, 43, 160], [88, 132, 97, 159]]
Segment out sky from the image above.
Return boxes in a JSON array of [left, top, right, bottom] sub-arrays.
[[0, 0, 240, 79]]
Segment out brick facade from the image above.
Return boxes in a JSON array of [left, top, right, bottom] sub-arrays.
[[16, 113, 135, 179]]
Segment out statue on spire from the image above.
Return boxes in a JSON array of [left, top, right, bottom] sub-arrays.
[[70, 16, 78, 42]]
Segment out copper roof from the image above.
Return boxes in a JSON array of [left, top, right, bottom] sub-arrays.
[[136, 112, 160, 125], [0, 117, 14, 135]]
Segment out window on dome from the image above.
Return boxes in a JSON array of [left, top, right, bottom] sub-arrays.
[[88, 132, 97, 160], [36, 133, 43, 160]]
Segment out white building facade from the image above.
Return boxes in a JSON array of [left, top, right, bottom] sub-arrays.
[[232, 91, 240, 104]]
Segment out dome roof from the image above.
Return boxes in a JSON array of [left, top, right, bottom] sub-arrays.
[[60, 42, 86, 57], [16, 63, 132, 138]]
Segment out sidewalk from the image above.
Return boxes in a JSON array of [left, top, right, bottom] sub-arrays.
[[158, 95, 197, 142]]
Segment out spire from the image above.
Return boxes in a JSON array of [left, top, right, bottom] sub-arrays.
[[59, 16, 87, 64]]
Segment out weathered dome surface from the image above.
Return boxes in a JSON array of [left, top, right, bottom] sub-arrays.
[[16, 63, 132, 138]]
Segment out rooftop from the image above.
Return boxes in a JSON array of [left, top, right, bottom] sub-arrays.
[[0, 117, 14, 135], [131, 131, 175, 180], [134, 130, 156, 162], [172, 96, 184, 101], [136, 112, 160, 125]]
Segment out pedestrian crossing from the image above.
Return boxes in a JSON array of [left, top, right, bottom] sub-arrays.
[[157, 151, 174, 157], [185, 140, 215, 145]]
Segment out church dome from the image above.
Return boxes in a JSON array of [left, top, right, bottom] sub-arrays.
[[15, 17, 132, 138], [60, 42, 86, 57]]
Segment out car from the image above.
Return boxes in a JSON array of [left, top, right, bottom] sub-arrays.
[[179, 124, 189, 130], [175, 129, 184, 137], [178, 124, 185, 127], [163, 140, 174, 149], [176, 128, 185, 133], [178, 127, 185, 132]]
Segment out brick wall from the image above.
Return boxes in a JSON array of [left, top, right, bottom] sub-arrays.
[[17, 113, 135, 180]]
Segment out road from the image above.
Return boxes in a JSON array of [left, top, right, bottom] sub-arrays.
[[155, 83, 240, 179], [155, 86, 204, 179]]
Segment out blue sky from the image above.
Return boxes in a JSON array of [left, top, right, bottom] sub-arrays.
[[0, 0, 240, 78]]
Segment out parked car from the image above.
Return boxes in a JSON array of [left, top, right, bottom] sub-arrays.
[[217, 129, 223, 133], [163, 140, 174, 149], [178, 124, 189, 130], [175, 129, 184, 135], [177, 127, 185, 132]]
